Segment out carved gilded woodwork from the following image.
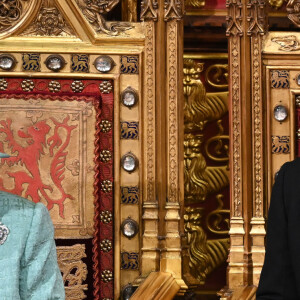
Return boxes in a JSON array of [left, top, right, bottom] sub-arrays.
[[226, 0, 243, 219], [20, 0, 75, 37], [268, 0, 286, 9], [0, 0, 40, 39], [247, 0, 267, 35], [184, 207, 229, 284], [164, 0, 185, 21], [271, 35, 300, 51], [183, 55, 229, 288], [185, 0, 205, 8], [224, 0, 268, 294], [57, 244, 88, 300], [205, 64, 228, 90], [75, 0, 132, 35], [0, 0, 187, 297], [183, 58, 228, 132], [287, 0, 300, 27], [140, 0, 158, 21]]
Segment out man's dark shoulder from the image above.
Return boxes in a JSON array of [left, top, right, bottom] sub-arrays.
[[280, 158, 300, 174], [0, 190, 35, 212]]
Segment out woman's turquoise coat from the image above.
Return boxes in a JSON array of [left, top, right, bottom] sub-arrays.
[[0, 191, 65, 299]]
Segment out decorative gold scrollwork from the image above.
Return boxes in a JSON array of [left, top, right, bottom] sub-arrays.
[[183, 56, 229, 285], [76, 0, 132, 35], [184, 207, 230, 284], [57, 244, 88, 300], [206, 195, 230, 235], [205, 64, 228, 90], [204, 120, 229, 163]]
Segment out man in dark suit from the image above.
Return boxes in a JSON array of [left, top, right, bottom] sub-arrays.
[[256, 159, 300, 299]]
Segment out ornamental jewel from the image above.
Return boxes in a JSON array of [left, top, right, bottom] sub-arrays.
[[0, 222, 9, 245]]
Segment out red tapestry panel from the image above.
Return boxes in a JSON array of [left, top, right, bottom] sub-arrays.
[[0, 78, 114, 300]]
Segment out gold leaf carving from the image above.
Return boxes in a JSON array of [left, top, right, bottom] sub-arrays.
[[184, 207, 229, 284], [141, 0, 158, 21], [184, 133, 229, 204], [287, 0, 300, 27], [268, 0, 286, 9], [205, 64, 228, 90], [226, 0, 243, 37], [57, 244, 88, 300], [247, 0, 266, 36], [183, 55, 230, 285], [76, 0, 132, 36], [185, 0, 205, 8], [271, 35, 300, 51], [0, 0, 38, 38], [164, 0, 184, 21], [20, 0, 75, 37], [183, 58, 228, 132]]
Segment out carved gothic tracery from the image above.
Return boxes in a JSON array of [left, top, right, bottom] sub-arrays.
[[247, 0, 267, 36], [164, 0, 184, 21], [140, 0, 158, 21], [0, 0, 37, 37]]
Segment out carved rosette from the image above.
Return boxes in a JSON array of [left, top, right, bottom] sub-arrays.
[[21, 0, 75, 37]]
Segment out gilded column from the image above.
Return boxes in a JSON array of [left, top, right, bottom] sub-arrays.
[[226, 0, 267, 292], [161, 0, 187, 291], [140, 0, 159, 279], [247, 0, 267, 287], [226, 0, 247, 290]]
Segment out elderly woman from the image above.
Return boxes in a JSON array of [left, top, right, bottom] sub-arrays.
[[0, 154, 65, 299]]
